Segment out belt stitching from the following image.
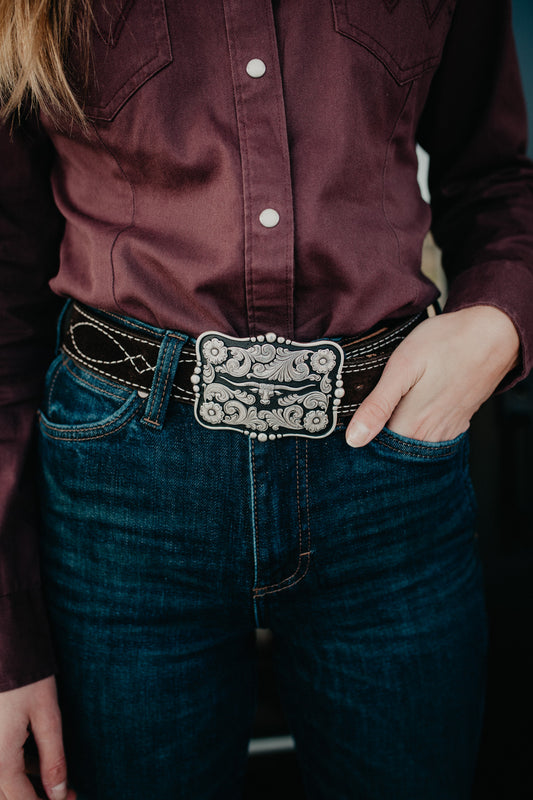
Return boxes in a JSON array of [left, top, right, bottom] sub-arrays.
[[62, 305, 425, 407]]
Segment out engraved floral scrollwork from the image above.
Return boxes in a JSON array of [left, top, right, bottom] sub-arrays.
[[204, 382, 255, 406], [303, 410, 328, 432], [250, 349, 311, 382], [199, 401, 224, 424], [202, 337, 227, 365], [224, 402, 269, 431], [310, 349, 336, 374], [195, 332, 344, 438]]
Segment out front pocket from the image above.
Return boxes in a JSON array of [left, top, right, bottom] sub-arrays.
[[83, 0, 173, 120], [38, 355, 143, 441], [331, 0, 457, 84], [374, 425, 468, 461]]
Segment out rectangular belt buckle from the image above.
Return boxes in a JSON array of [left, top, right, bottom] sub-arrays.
[[192, 331, 345, 440]]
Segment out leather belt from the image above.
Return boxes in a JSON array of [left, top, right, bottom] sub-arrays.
[[60, 302, 430, 435]]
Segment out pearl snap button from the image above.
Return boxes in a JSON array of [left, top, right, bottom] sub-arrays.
[[259, 208, 280, 228], [246, 59, 267, 78]]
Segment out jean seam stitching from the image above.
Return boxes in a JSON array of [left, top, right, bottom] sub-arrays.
[[46, 357, 65, 409], [253, 439, 311, 597], [377, 434, 458, 459], [378, 444, 456, 459], [304, 440, 311, 554], [154, 336, 182, 420], [253, 554, 311, 598], [249, 439, 261, 626], [39, 395, 141, 441], [144, 337, 170, 420], [143, 335, 181, 424], [296, 438, 303, 559]]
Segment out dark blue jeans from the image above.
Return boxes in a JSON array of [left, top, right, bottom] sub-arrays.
[[38, 309, 488, 800]]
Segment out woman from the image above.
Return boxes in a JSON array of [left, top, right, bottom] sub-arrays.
[[0, 1, 531, 798]]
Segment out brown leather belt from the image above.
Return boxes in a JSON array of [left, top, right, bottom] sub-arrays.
[[60, 302, 430, 431]]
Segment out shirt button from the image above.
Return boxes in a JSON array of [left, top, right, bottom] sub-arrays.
[[259, 208, 280, 228], [246, 59, 267, 78]]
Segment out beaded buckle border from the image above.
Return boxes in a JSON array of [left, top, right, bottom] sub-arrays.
[[192, 331, 345, 440]]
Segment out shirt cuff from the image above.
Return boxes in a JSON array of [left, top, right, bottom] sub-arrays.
[[443, 260, 533, 391], [0, 586, 57, 692]]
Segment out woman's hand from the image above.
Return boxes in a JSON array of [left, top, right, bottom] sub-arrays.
[[0, 676, 75, 800], [346, 305, 520, 446]]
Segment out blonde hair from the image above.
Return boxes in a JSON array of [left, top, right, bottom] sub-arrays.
[[0, 0, 92, 125]]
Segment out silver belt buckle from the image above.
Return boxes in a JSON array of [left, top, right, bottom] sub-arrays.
[[192, 331, 345, 440]]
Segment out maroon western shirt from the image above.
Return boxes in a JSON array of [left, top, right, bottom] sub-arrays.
[[1, 0, 533, 690]]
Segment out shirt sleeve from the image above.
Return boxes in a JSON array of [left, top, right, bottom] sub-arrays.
[[0, 115, 64, 691], [417, 0, 533, 388]]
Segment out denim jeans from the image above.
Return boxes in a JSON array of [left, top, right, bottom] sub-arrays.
[[38, 307, 488, 800]]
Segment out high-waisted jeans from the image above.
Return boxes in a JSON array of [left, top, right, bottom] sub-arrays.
[[37, 306, 488, 800]]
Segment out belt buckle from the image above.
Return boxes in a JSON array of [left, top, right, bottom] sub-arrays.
[[192, 331, 345, 440]]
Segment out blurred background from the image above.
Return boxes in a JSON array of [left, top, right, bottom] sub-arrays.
[[244, 2, 533, 796]]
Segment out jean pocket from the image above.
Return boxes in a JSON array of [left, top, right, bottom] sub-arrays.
[[38, 354, 143, 441], [81, 0, 172, 121], [331, 0, 456, 84], [374, 425, 468, 461]]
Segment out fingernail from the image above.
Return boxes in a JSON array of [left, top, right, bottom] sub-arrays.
[[346, 421, 370, 447], [49, 782, 68, 800]]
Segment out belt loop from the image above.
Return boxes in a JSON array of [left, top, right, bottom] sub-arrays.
[[141, 332, 187, 429]]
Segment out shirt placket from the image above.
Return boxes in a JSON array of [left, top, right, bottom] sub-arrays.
[[223, 0, 295, 338]]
